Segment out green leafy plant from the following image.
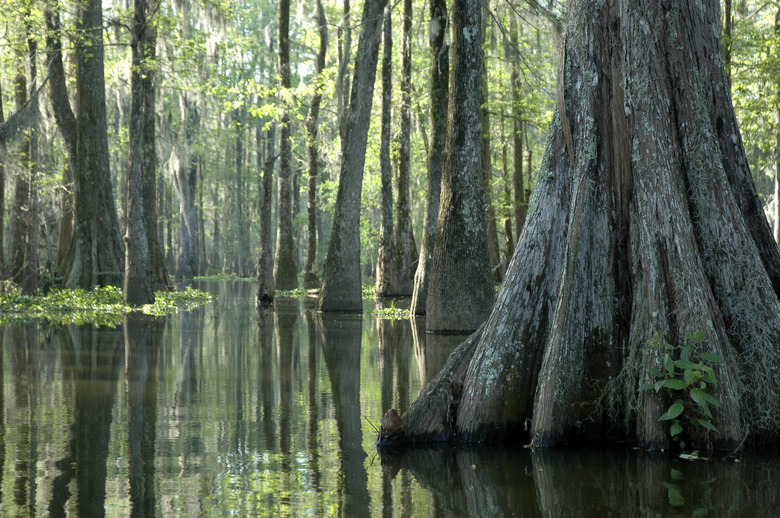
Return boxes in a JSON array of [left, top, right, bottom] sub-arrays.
[[372, 299, 411, 320], [640, 332, 724, 450]]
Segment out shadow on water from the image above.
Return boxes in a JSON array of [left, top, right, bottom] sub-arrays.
[[1, 281, 780, 516]]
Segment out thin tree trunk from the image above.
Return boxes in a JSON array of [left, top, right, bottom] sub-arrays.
[[375, 5, 398, 298], [319, 0, 388, 312], [44, 2, 76, 272], [235, 108, 249, 278], [303, 0, 328, 290], [394, 0, 416, 294], [256, 126, 277, 304], [425, 0, 494, 333], [0, 81, 5, 279], [275, 0, 299, 290], [410, 0, 449, 316], [509, 14, 527, 239], [480, 23, 503, 284], [173, 94, 200, 282], [124, 0, 154, 304]]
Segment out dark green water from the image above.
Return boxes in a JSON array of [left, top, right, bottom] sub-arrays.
[[0, 281, 778, 517]]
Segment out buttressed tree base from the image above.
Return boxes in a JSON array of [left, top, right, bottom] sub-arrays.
[[380, 0, 780, 451]]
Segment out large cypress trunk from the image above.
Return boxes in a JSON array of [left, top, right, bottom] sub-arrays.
[[62, 0, 124, 289], [381, 0, 780, 450]]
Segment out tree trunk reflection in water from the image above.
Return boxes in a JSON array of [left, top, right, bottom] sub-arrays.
[[303, 306, 323, 513], [51, 326, 123, 517], [125, 314, 165, 518], [257, 306, 276, 451], [319, 313, 370, 516], [10, 324, 39, 514], [275, 298, 298, 506]]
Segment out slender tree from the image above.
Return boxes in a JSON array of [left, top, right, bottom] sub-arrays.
[[124, 0, 154, 304], [319, 0, 389, 312], [274, 0, 298, 290], [394, 0, 416, 294], [173, 94, 200, 282], [375, 4, 398, 297], [425, 0, 494, 333], [411, 0, 449, 315], [303, 0, 328, 289], [256, 125, 277, 304], [381, 0, 780, 450]]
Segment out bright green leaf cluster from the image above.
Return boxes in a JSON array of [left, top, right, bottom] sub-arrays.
[[640, 332, 724, 450], [0, 284, 214, 327], [372, 299, 411, 320]]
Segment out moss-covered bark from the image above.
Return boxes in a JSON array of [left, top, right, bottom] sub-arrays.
[[425, 0, 494, 334], [382, 0, 780, 450]]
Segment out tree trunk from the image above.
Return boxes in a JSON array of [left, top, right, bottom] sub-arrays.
[[382, 0, 780, 451], [425, 0, 494, 334], [274, 0, 299, 290], [393, 0, 416, 295], [9, 20, 39, 294], [173, 94, 200, 282], [410, 0, 449, 316], [509, 14, 527, 240], [256, 126, 277, 304], [62, 0, 124, 289], [44, 2, 76, 273], [480, 26, 503, 284], [0, 81, 5, 279], [375, 5, 398, 298], [303, 0, 327, 290], [124, 0, 154, 304], [336, 0, 352, 144], [319, 0, 388, 312], [141, 3, 169, 292], [234, 108, 250, 278]]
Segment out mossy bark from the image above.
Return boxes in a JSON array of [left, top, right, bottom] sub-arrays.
[[61, 0, 124, 289], [382, 0, 780, 450], [425, 0, 494, 334]]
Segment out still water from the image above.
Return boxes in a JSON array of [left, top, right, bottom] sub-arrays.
[[1, 281, 779, 517]]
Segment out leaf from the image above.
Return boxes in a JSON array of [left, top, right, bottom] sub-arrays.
[[659, 402, 685, 421], [675, 359, 697, 370], [664, 353, 674, 374], [662, 379, 688, 390], [649, 368, 665, 378], [683, 369, 699, 385], [638, 383, 655, 392], [690, 387, 708, 408], [692, 418, 719, 433], [670, 422, 683, 437], [701, 351, 725, 363], [670, 468, 684, 480]]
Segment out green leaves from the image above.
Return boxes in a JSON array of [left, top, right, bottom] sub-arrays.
[[0, 284, 214, 327], [640, 332, 724, 449]]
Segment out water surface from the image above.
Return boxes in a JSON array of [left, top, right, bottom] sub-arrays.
[[0, 281, 778, 516]]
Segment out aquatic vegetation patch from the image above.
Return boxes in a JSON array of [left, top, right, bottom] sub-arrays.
[[372, 299, 411, 320], [0, 284, 214, 326]]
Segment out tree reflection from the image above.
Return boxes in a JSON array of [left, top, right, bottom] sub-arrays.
[[125, 314, 166, 518], [49, 325, 123, 517], [319, 312, 370, 516]]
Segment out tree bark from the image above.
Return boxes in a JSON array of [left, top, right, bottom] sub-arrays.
[[303, 0, 328, 290], [382, 0, 780, 450], [44, 2, 76, 273], [124, 0, 155, 304], [480, 24, 503, 284], [274, 0, 299, 290], [393, 0, 416, 295], [61, 0, 125, 289], [173, 94, 200, 282], [375, 5, 398, 298], [319, 0, 388, 312], [410, 0, 449, 316], [425, 0, 494, 334], [509, 14, 527, 240], [256, 126, 277, 304]]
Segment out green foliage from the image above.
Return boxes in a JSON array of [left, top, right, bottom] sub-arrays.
[[639, 332, 724, 451], [372, 298, 411, 320], [0, 284, 214, 327]]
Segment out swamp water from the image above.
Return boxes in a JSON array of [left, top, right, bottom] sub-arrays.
[[0, 280, 779, 517]]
